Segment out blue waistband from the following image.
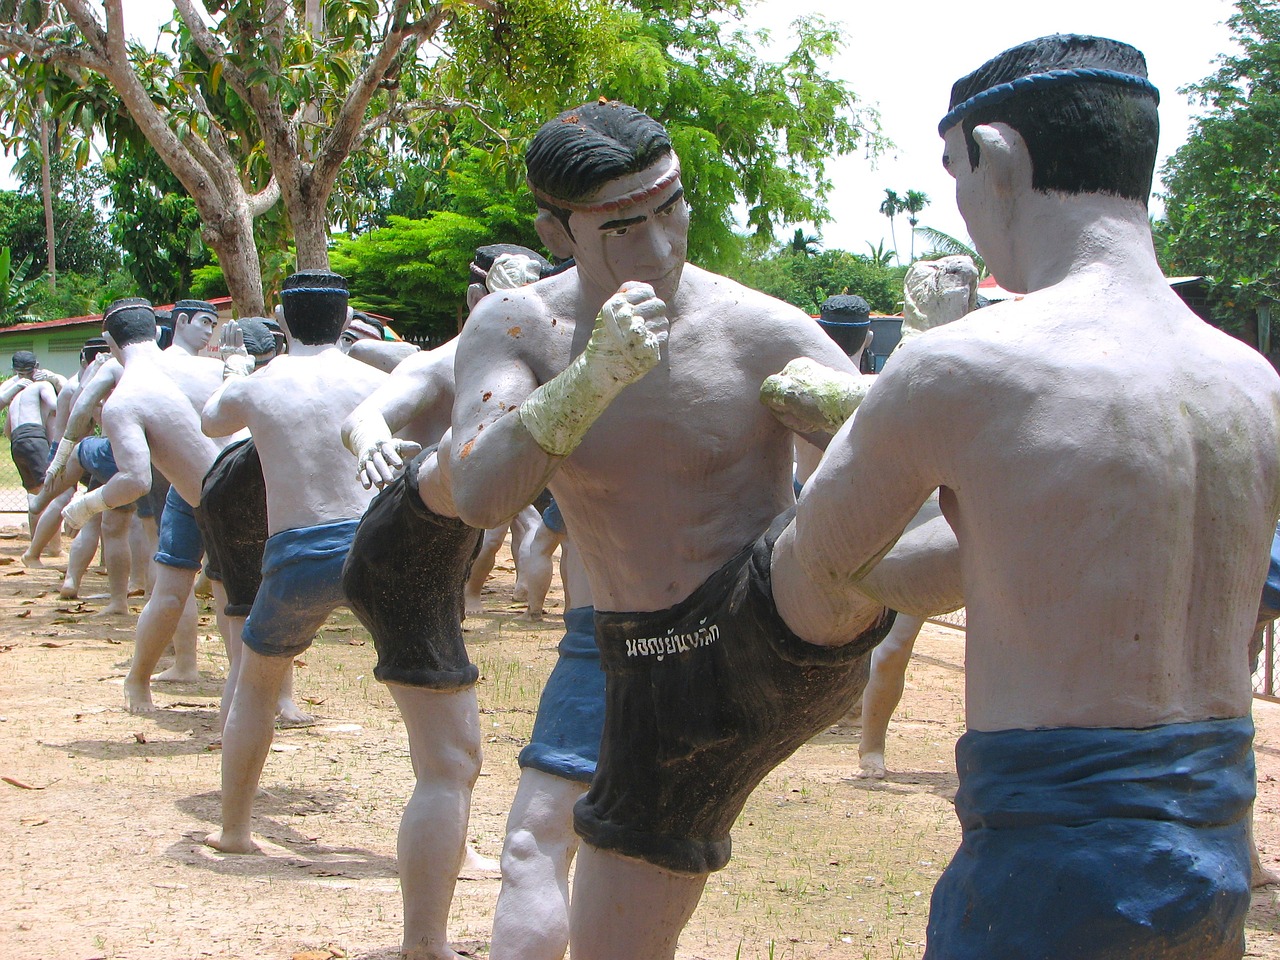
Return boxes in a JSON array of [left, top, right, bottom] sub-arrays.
[[954, 715, 1255, 831], [262, 518, 360, 573]]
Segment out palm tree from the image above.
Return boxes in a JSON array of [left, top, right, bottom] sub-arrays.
[[788, 227, 821, 257], [914, 226, 986, 278], [879, 188, 903, 264], [902, 190, 930, 262], [864, 240, 894, 269]]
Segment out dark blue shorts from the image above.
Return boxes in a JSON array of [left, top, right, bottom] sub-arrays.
[[76, 436, 119, 488], [924, 716, 1254, 960], [541, 497, 566, 535], [520, 606, 603, 782], [154, 486, 204, 570], [242, 519, 358, 659]]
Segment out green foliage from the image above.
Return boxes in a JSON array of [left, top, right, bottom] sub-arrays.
[[0, 244, 44, 325], [330, 148, 542, 339], [104, 147, 211, 304], [595, 5, 882, 269], [728, 246, 907, 316], [0, 167, 115, 278], [1161, 0, 1280, 328]]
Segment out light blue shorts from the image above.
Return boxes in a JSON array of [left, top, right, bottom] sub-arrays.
[[242, 519, 359, 658]]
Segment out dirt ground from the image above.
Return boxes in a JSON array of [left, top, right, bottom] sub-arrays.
[[1, 522, 1278, 960]]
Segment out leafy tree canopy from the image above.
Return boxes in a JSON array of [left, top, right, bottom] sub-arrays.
[[1161, 0, 1280, 323], [0, 159, 115, 278], [728, 245, 907, 316]]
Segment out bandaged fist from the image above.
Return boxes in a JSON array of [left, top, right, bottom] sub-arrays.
[[760, 358, 872, 435], [357, 437, 423, 490], [485, 253, 544, 292], [63, 488, 107, 530], [219, 320, 254, 378], [587, 282, 668, 385]]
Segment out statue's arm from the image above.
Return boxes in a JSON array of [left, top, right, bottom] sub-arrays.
[[341, 360, 438, 488], [771, 348, 957, 644], [0, 376, 31, 407], [201, 377, 249, 438], [348, 339, 419, 373], [64, 401, 152, 526], [64, 359, 121, 442]]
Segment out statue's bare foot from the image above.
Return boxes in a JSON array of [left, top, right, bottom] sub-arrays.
[[154, 664, 201, 683], [517, 610, 544, 622], [464, 596, 484, 618], [124, 678, 156, 714], [1252, 855, 1280, 887], [21, 550, 42, 568], [460, 843, 500, 875], [512, 584, 529, 603], [97, 602, 130, 616], [58, 582, 78, 600], [203, 829, 262, 855], [276, 699, 315, 727], [854, 752, 886, 780]]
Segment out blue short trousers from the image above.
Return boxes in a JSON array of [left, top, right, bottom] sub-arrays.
[[924, 716, 1255, 960], [1260, 519, 1280, 623], [76, 436, 119, 487], [520, 606, 603, 782], [541, 497, 566, 535], [242, 518, 359, 659], [154, 486, 204, 570]]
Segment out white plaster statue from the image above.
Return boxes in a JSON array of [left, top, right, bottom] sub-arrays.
[[855, 257, 977, 780], [447, 102, 878, 960], [767, 35, 1279, 958], [202, 273, 386, 859], [60, 299, 234, 711], [339, 245, 554, 959], [2, 351, 61, 559]]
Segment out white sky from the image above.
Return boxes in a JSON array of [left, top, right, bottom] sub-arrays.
[[21, 0, 1240, 259]]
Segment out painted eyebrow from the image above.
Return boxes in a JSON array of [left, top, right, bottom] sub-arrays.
[[599, 214, 646, 231], [655, 187, 685, 214]]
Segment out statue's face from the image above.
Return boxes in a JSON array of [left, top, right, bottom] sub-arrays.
[[338, 315, 382, 352], [175, 309, 216, 350], [567, 153, 689, 304]]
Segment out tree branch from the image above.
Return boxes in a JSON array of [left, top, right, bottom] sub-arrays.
[[311, 1, 456, 187]]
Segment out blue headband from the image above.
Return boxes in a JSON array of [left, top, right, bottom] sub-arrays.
[[280, 287, 348, 297], [818, 318, 871, 328], [939, 67, 1159, 137]]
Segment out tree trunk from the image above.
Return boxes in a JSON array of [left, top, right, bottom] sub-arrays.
[[203, 213, 266, 317], [291, 193, 332, 272], [38, 94, 55, 292]]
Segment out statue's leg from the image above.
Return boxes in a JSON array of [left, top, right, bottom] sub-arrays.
[[857, 614, 925, 779]]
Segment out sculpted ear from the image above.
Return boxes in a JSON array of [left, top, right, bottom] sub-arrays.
[[971, 122, 1032, 190], [535, 211, 574, 260]]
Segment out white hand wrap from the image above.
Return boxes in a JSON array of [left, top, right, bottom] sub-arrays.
[[760, 358, 873, 434], [486, 254, 544, 292], [222, 352, 255, 379], [518, 293, 664, 457], [48, 437, 75, 475], [63, 487, 109, 529]]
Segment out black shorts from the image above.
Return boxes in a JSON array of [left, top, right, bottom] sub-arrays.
[[341, 449, 481, 690], [196, 437, 267, 617], [574, 511, 894, 875], [10, 422, 50, 492]]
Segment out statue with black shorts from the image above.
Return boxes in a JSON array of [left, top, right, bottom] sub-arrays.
[[201, 273, 387, 857], [766, 35, 1280, 958], [3, 350, 61, 556], [339, 245, 557, 959], [447, 101, 893, 959]]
